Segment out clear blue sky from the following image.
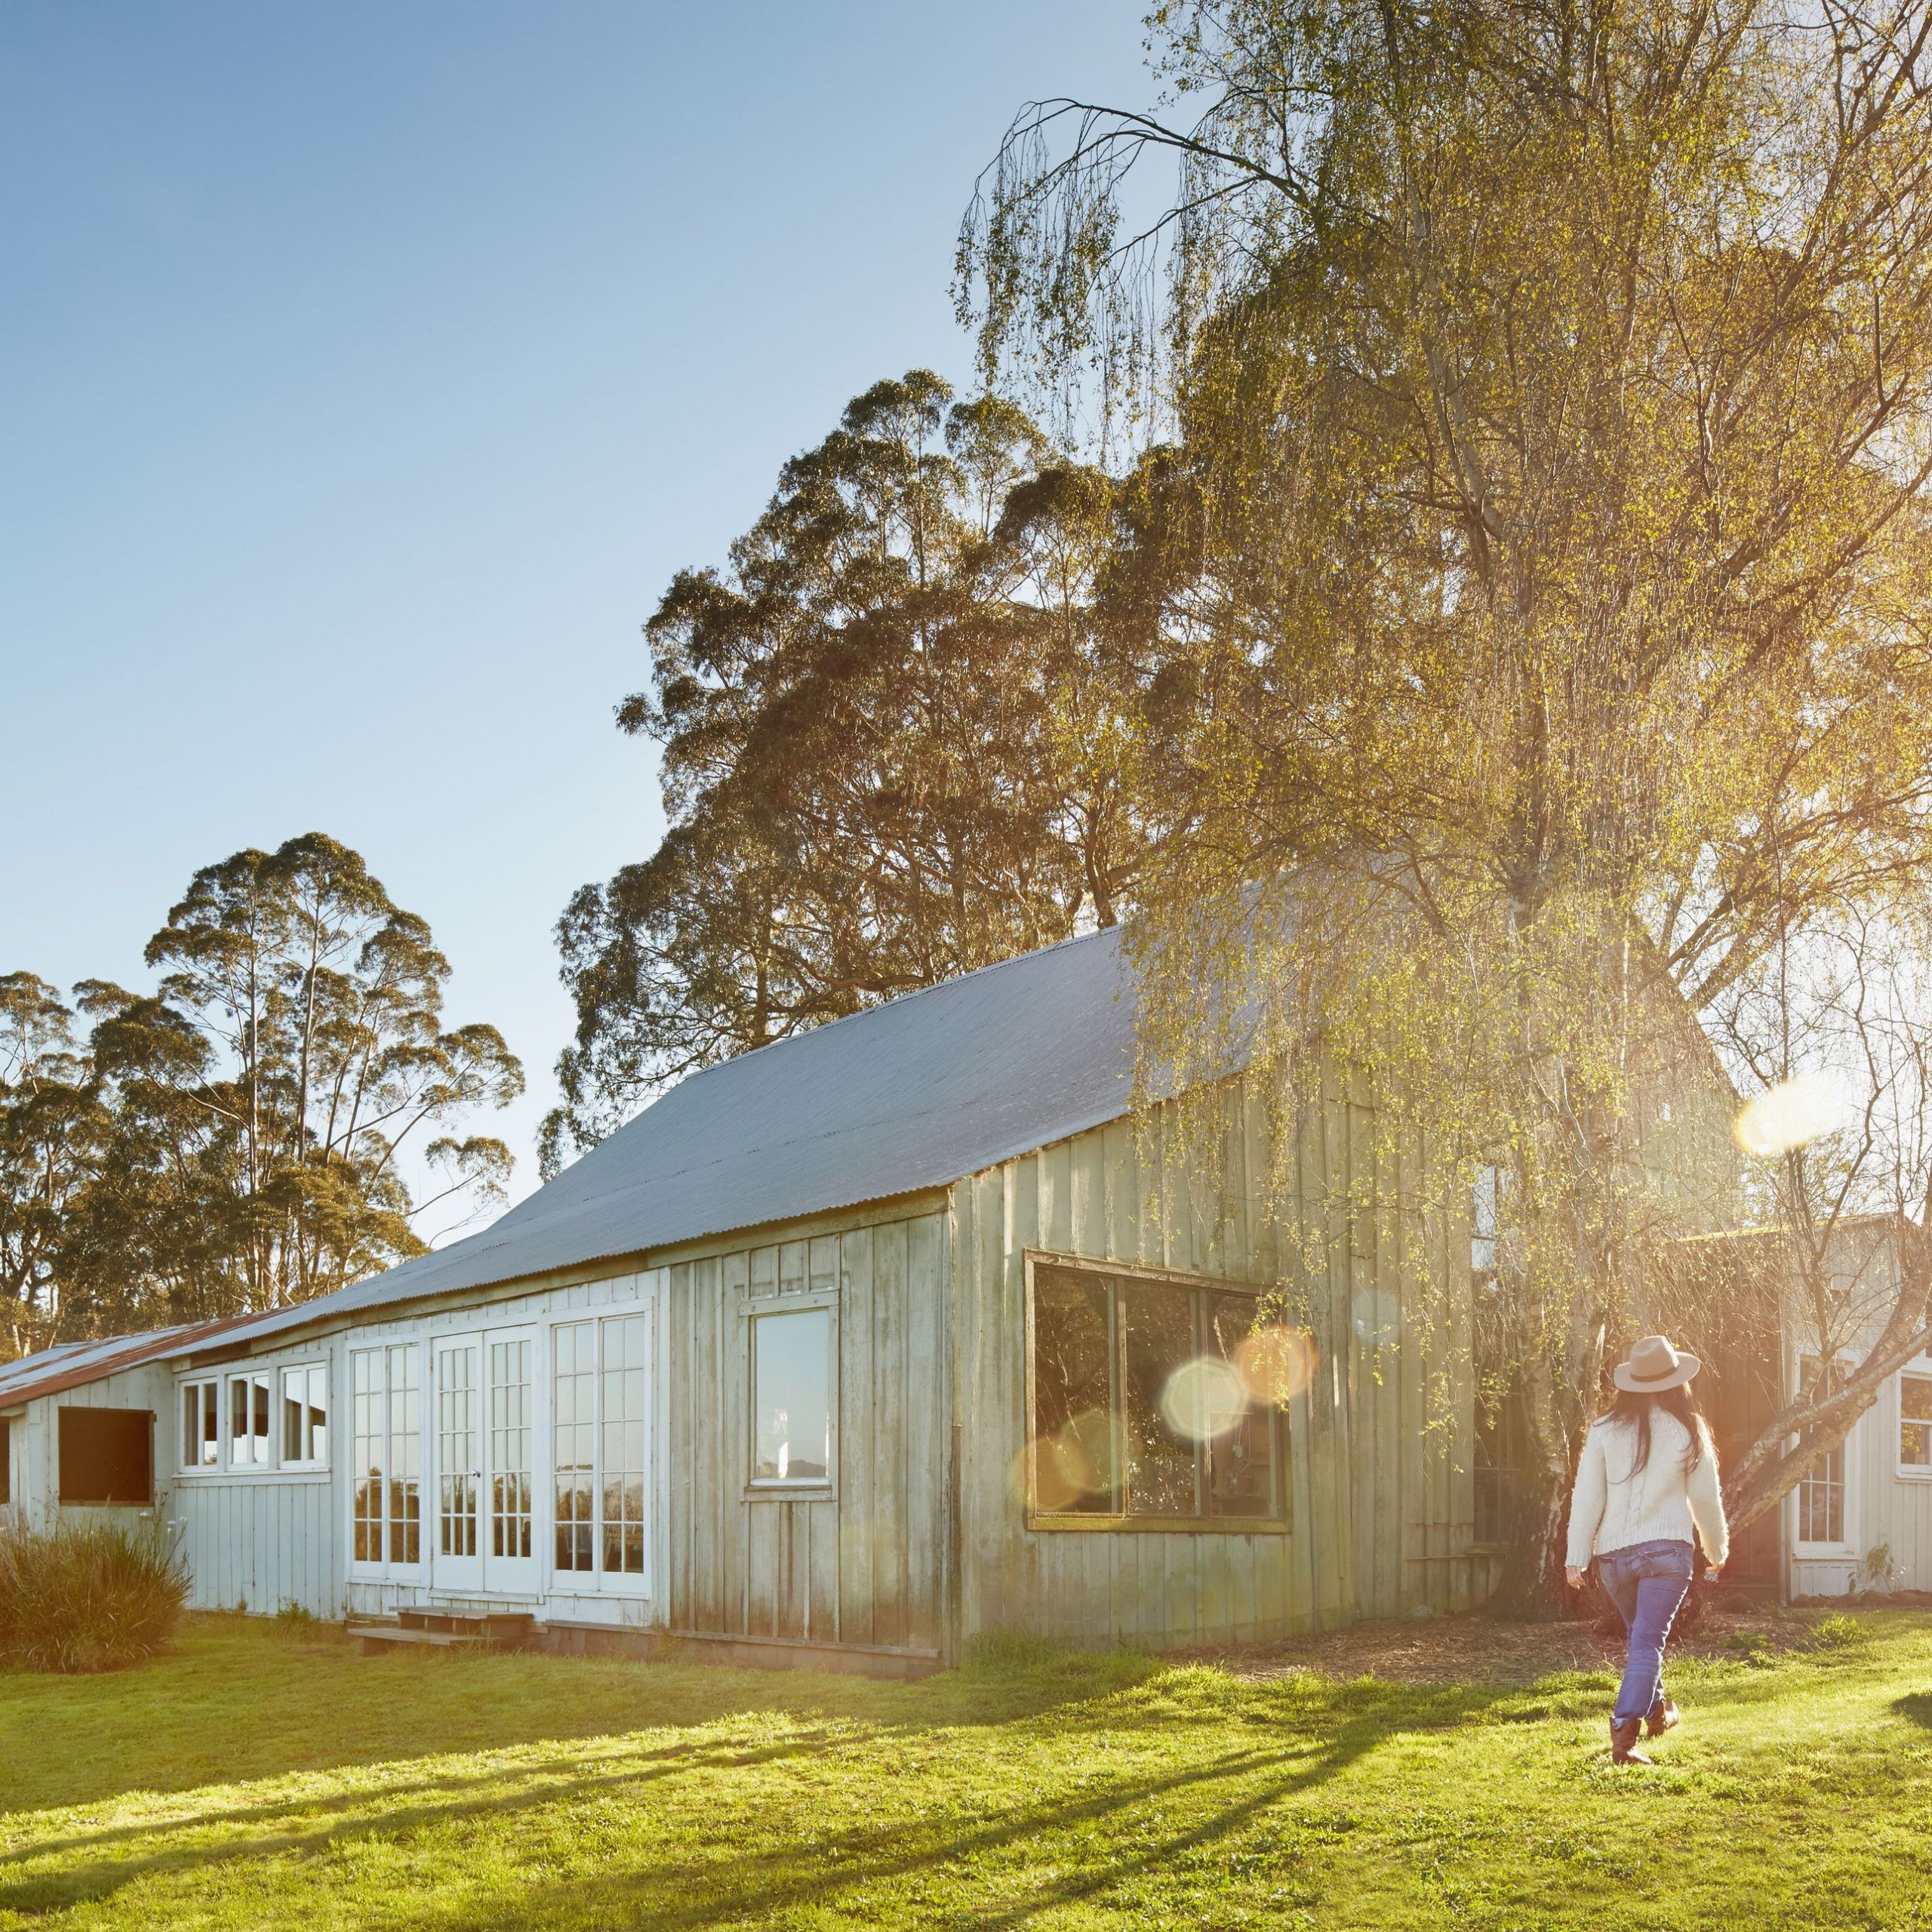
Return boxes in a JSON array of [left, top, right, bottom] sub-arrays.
[[0, 2, 1152, 1215]]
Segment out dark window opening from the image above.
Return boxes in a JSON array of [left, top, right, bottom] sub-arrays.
[[1028, 1264, 1286, 1527], [57, 1407, 153, 1506], [0, 1416, 11, 1508]]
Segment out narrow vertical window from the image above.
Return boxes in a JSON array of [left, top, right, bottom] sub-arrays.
[[180, 1381, 220, 1469], [352, 1346, 420, 1568], [229, 1371, 272, 1466], [751, 1308, 830, 1484], [553, 1321, 595, 1573], [601, 1315, 648, 1573], [1899, 1367, 1931, 1474], [1032, 1270, 1115, 1512], [488, 1336, 533, 1560], [388, 1344, 421, 1564], [280, 1364, 329, 1467], [1795, 1356, 1846, 1546], [352, 1349, 383, 1561]]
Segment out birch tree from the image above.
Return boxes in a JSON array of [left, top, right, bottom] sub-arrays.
[[961, 0, 1932, 1603]]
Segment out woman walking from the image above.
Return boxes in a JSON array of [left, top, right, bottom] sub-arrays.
[[1565, 1335, 1729, 1764]]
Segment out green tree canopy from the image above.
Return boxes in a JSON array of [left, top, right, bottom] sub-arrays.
[[961, 0, 1932, 1598], [544, 371, 1149, 1170], [2, 833, 523, 1352]]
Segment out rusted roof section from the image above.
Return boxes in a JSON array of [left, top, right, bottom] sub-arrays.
[[0, 1319, 254, 1410]]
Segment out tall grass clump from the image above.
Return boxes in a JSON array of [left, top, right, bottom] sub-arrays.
[[0, 1519, 189, 1672]]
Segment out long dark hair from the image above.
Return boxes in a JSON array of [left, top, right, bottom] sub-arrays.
[[1599, 1385, 1708, 1478]]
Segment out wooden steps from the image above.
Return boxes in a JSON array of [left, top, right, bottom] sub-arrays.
[[348, 1607, 537, 1656]]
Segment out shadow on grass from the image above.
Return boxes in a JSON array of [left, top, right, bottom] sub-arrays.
[[0, 1663, 1523, 1924], [1894, 1691, 1932, 1728]]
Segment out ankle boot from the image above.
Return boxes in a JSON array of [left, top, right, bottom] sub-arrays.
[[1645, 1697, 1680, 1738], [1610, 1716, 1653, 1764]]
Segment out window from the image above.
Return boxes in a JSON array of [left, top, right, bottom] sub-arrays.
[[229, 1371, 272, 1467], [351, 1345, 421, 1567], [281, 1364, 328, 1468], [554, 1321, 595, 1573], [1795, 1356, 1847, 1547], [1027, 1261, 1285, 1527], [1, 1417, 11, 1509], [57, 1407, 152, 1505], [1901, 1363, 1932, 1477], [551, 1314, 651, 1577], [1471, 1165, 1500, 1278], [752, 1307, 830, 1485], [180, 1380, 220, 1469]]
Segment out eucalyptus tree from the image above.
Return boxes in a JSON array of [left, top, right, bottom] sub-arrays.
[[0, 834, 524, 1352], [0, 974, 101, 1355], [546, 372, 1148, 1171], [961, 0, 1932, 1600]]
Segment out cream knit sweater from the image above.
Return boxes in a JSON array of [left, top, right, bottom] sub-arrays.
[[1564, 1410, 1730, 1570]]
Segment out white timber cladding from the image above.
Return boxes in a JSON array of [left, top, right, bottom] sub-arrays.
[[162, 1266, 663, 1625], [5, 1362, 174, 1536]]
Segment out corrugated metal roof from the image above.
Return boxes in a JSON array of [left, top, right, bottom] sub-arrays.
[[0, 1320, 251, 1409], [62, 923, 1139, 1371]]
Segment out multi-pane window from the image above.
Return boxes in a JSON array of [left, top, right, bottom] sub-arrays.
[[1900, 1364, 1932, 1475], [229, 1371, 272, 1466], [550, 1315, 649, 1579], [280, 1365, 328, 1468], [180, 1380, 220, 1469], [489, 1336, 533, 1561], [554, 1322, 596, 1573], [437, 1344, 478, 1558], [1795, 1356, 1847, 1546], [602, 1315, 648, 1573], [352, 1345, 421, 1567], [1029, 1263, 1285, 1526], [751, 1308, 830, 1484]]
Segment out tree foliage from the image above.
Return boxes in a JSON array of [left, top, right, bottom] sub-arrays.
[[961, 0, 1932, 1600], [544, 372, 1149, 1170], [1, 834, 522, 1355]]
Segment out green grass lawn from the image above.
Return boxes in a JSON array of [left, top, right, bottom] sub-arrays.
[[2, 1611, 1929, 1930]]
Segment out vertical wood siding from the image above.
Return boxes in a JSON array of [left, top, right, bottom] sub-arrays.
[[953, 1078, 1478, 1651], [662, 1213, 949, 1657]]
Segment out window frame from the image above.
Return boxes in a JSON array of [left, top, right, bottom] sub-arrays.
[[744, 1295, 837, 1498], [1791, 1352, 1858, 1554], [1897, 1355, 1932, 1481], [178, 1377, 222, 1472], [549, 1312, 653, 1589], [1022, 1251, 1291, 1534], [347, 1342, 423, 1575], [278, 1361, 331, 1472], [226, 1369, 274, 1469]]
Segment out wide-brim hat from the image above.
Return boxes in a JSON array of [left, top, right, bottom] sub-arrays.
[[1612, 1334, 1701, 1393]]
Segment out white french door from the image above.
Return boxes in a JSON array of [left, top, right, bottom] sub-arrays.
[[432, 1325, 540, 1596]]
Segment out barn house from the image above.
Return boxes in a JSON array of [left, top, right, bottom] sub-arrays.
[[0, 928, 1487, 1670]]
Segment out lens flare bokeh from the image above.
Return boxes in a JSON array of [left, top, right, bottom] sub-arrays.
[[1734, 1074, 1841, 1158]]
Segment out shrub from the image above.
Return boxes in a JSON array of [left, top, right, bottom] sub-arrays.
[[0, 1518, 189, 1672], [1809, 1613, 1866, 1652]]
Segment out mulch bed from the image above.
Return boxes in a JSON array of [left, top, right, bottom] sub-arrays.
[[1174, 1603, 1838, 1686]]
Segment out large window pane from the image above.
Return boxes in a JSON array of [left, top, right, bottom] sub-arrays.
[[1032, 1269, 1115, 1512], [352, 1350, 383, 1561], [229, 1372, 271, 1466], [1208, 1294, 1276, 1518], [1121, 1282, 1198, 1516], [752, 1309, 830, 1482]]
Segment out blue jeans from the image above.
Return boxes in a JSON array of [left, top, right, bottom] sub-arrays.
[[1596, 1539, 1694, 1727]]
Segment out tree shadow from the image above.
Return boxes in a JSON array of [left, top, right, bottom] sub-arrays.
[[1893, 1691, 1932, 1728], [0, 1664, 1522, 1924]]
